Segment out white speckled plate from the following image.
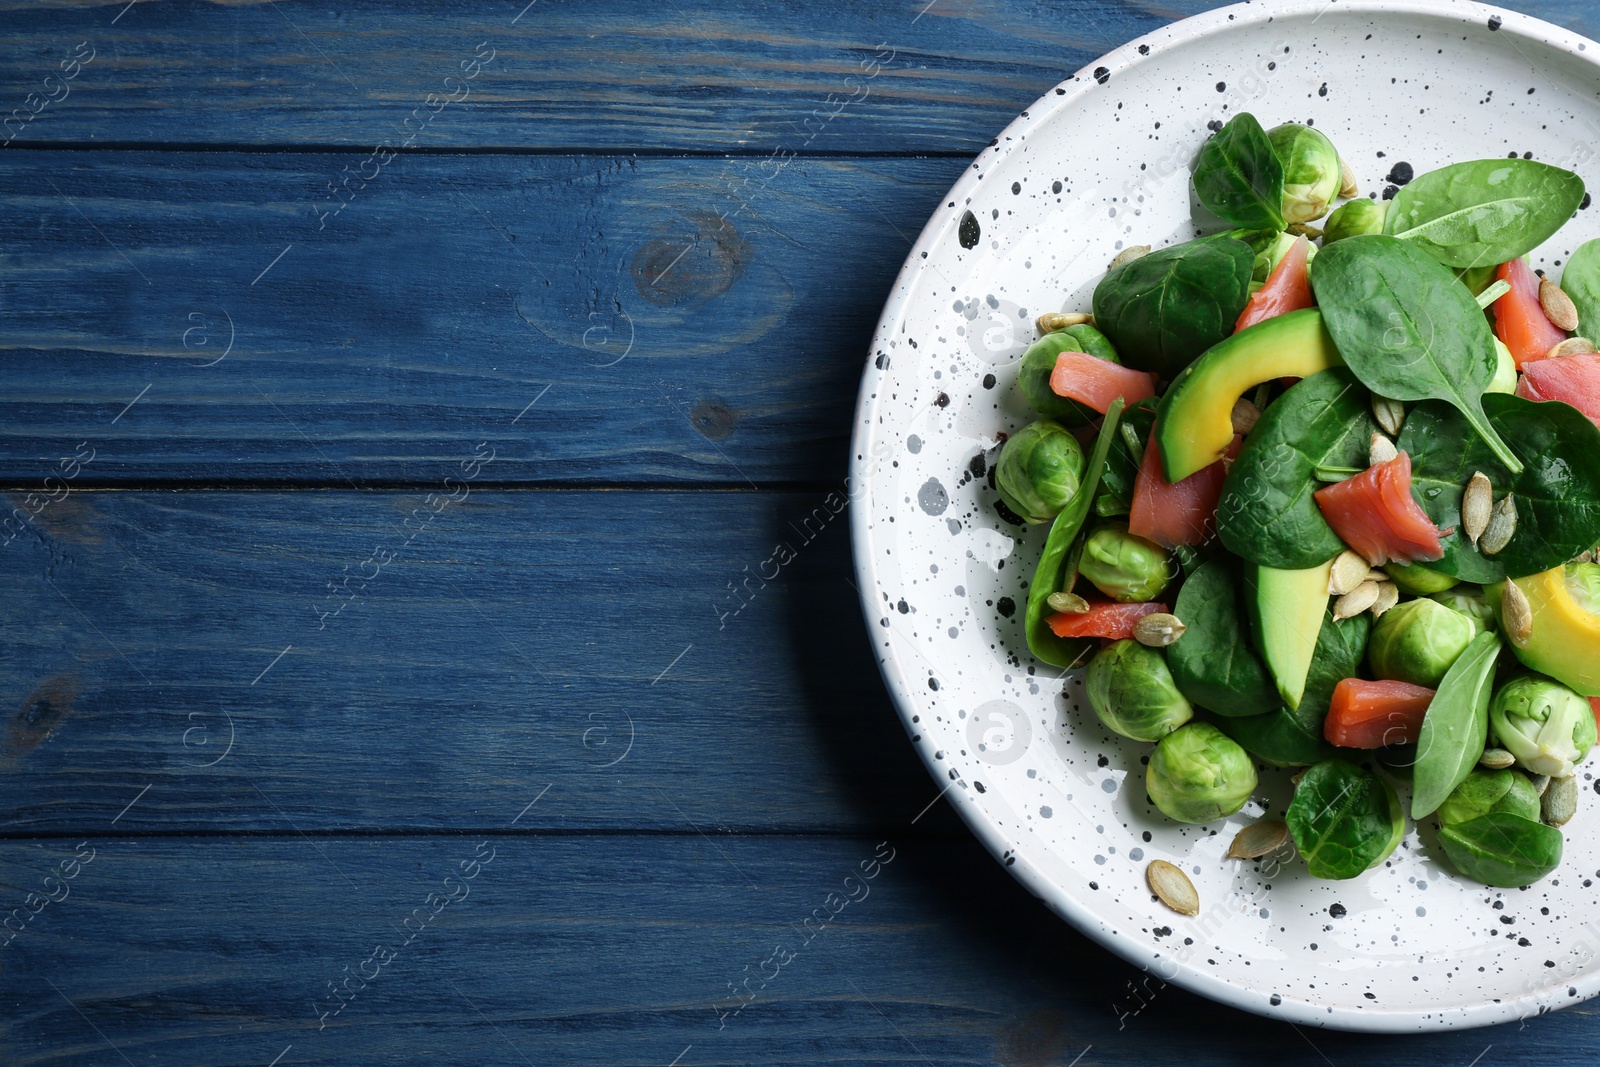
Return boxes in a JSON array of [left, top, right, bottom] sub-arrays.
[[852, 0, 1600, 1032]]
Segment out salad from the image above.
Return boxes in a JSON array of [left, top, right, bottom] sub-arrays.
[[989, 113, 1600, 903]]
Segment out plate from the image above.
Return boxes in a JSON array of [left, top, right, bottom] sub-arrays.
[[850, 0, 1600, 1032]]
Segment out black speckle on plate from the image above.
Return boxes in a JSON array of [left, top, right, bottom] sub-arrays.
[[1488, 14, 1503, 30], [958, 210, 981, 249], [1386, 161, 1414, 185], [1382, 185, 1400, 200], [1094, 66, 1110, 85]]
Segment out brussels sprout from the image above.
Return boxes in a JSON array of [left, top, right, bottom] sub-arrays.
[[1146, 721, 1257, 823], [1285, 759, 1405, 879], [1266, 123, 1342, 224], [1384, 560, 1458, 596], [1017, 330, 1118, 428], [1437, 768, 1541, 828], [1086, 639, 1193, 742], [1368, 597, 1476, 687], [1488, 339, 1518, 395], [1248, 230, 1319, 291], [994, 421, 1086, 524], [1322, 198, 1386, 245], [1078, 523, 1172, 602], [1488, 673, 1597, 777], [1567, 561, 1600, 614], [1428, 587, 1497, 635]]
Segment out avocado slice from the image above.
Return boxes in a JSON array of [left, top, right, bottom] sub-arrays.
[[1155, 308, 1342, 483], [1492, 567, 1600, 696], [1246, 559, 1334, 709]]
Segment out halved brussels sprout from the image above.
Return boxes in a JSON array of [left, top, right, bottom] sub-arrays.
[[1488, 673, 1597, 777], [1146, 722, 1257, 824]]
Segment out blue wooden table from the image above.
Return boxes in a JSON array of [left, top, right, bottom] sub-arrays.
[[1, 1, 1596, 1063]]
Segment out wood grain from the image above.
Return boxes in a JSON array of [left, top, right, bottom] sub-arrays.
[[0, 0, 1244, 154], [0, 488, 959, 834], [0, 832, 1589, 1066], [0, 150, 960, 486]]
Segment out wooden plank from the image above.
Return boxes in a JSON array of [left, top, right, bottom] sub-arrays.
[[0, 488, 954, 835], [2, 832, 1591, 1065], [0, 0, 1240, 155], [0, 150, 956, 485]]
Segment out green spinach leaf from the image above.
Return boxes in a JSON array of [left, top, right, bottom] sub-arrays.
[[1410, 630, 1500, 818], [1438, 811, 1563, 887], [1167, 558, 1280, 717], [1560, 238, 1600, 334], [1310, 235, 1522, 473], [1397, 401, 1506, 584], [1025, 400, 1125, 668], [1286, 759, 1405, 879], [1385, 158, 1586, 269], [1192, 112, 1287, 231], [1215, 610, 1367, 766], [1401, 395, 1600, 579], [1217, 369, 1374, 568], [1092, 235, 1255, 381], [1097, 397, 1158, 512]]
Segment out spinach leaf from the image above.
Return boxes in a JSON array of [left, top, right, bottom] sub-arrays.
[[1216, 369, 1374, 569], [1410, 630, 1500, 818], [1286, 759, 1405, 879], [1397, 401, 1506, 584], [1092, 235, 1255, 381], [1097, 397, 1158, 512], [1192, 113, 1286, 231], [1167, 558, 1279, 717], [1438, 811, 1563, 887], [1385, 158, 1586, 269], [1214, 610, 1367, 766], [1560, 238, 1600, 335], [1401, 395, 1600, 579], [1310, 235, 1523, 474], [1024, 400, 1125, 668]]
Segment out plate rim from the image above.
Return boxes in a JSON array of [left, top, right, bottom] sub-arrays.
[[849, 0, 1600, 1033]]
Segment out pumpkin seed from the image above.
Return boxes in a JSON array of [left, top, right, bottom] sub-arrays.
[[1287, 222, 1324, 240], [1478, 748, 1516, 770], [1369, 432, 1399, 467], [1462, 471, 1493, 548], [1036, 311, 1094, 335], [1146, 859, 1199, 916], [1531, 774, 1552, 798], [1480, 493, 1518, 556], [1539, 278, 1580, 333], [1546, 337, 1597, 360], [1133, 612, 1187, 647], [1046, 591, 1090, 614], [1501, 579, 1534, 648], [1370, 580, 1400, 618], [1578, 549, 1596, 564], [1108, 245, 1150, 272], [1334, 581, 1381, 621], [1227, 819, 1290, 860], [1542, 774, 1578, 826], [1230, 397, 1261, 436], [1328, 550, 1372, 596], [1339, 158, 1359, 199], [1371, 395, 1407, 437]]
